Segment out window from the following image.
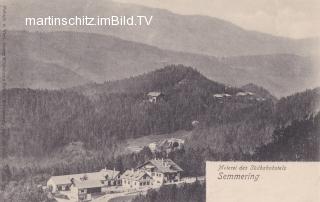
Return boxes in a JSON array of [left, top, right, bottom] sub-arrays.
[[152, 173, 155, 176]]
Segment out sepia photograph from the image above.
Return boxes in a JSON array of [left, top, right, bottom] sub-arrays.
[[0, 0, 319, 201]]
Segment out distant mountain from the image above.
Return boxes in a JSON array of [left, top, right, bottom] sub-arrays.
[[7, 53, 89, 89], [220, 54, 319, 97], [241, 83, 277, 102], [6, 31, 318, 97], [5, 0, 319, 57]]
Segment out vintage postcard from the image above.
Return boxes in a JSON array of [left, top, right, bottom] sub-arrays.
[[0, 0, 319, 202]]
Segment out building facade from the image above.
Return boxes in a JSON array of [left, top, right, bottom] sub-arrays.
[[136, 158, 183, 185], [120, 169, 153, 189], [47, 169, 120, 195]]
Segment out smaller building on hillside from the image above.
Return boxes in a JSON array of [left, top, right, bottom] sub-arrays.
[[147, 91, 164, 103], [213, 93, 232, 99], [191, 120, 200, 127], [160, 138, 184, 153], [137, 158, 183, 185], [120, 169, 153, 189], [148, 138, 185, 153], [236, 91, 254, 96], [148, 142, 158, 152]]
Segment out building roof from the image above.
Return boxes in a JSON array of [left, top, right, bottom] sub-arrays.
[[147, 92, 162, 97], [213, 93, 231, 98], [48, 169, 120, 185], [100, 169, 120, 179], [120, 169, 150, 181], [236, 92, 254, 96], [149, 142, 157, 146], [48, 175, 76, 185], [213, 94, 224, 98], [137, 159, 183, 173], [73, 179, 104, 189]]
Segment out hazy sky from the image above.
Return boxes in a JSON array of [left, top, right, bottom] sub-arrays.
[[115, 0, 320, 39]]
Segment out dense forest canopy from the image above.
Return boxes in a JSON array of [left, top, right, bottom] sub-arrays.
[[1, 65, 279, 157]]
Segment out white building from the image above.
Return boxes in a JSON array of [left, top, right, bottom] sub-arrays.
[[69, 179, 104, 201], [136, 158, 183, 185], [148, 142, 158, 152], [236, 91, 254, 96], [213, 93, 231, 99], [120, 169, 153, 189], [47, 169, 120, 194]]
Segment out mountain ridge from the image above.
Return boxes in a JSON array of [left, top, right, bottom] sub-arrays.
[[6, 30, 319, 97], [5, 0, 319, 57]]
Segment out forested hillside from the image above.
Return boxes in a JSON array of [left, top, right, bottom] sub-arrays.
[[73, 65, 237, 96], [2, 65, 318, 159], [1, 65, 264, 157], [184, 87, 320, 161], [254, 113, 320, 161], [275, 88, 320, 126], [241, 83, 277, 102]]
